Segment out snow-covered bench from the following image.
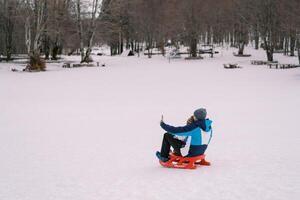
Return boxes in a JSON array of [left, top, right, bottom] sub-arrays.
[[279, 64, 300, 69], [268, 62, 279, 69], [251, 60, 268, 65]]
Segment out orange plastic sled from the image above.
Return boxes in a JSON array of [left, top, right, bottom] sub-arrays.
[[159, 154, 210, 169]]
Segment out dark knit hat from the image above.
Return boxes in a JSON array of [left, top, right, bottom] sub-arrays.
[[194, 108, 207, 120]]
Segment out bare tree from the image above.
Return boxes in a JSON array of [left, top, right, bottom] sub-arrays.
[[74, 0, 100, 63], [231, 0, 251, 55], [180, 0, 204, 57], [21, 0, 48, 70], [32, 0, 47, 55], [98, 0, 118, 55], [74, 0, 85, 61], [133, 0, 162, 58], [84, 0, 100, 62], [256, 0, 280, 61], [297, 33, 300, 65], [0, 0, 19, 61], [1, 0, 299, 65], [47, 0, 73, 60]]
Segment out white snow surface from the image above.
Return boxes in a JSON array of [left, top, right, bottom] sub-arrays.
[[0, 48, 300, 200]]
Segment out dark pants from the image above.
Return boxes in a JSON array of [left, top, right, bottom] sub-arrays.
[[160, 133, 185, 158]]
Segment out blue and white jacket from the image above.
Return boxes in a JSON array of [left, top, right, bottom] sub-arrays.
[[160, 119, 213, 157]]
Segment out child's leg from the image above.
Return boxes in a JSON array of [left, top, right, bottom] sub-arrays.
[[160, 133, 184, 158]]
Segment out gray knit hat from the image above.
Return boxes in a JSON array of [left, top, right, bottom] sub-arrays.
[[194, 108, 207, 120]]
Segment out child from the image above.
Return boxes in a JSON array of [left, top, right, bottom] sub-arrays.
[[156, 108, 213, 165]]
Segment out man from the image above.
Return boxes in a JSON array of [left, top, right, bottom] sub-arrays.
[[156, 108, 213, 164]]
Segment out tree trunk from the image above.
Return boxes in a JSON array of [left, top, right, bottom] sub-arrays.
[[147, 34, 153, 58], [3, 0, 14, 61], [131, 41, 134, 51], [225, 32, 229, 44], [33, 0, 45, 54], [264, 37, 274, 61], [51, 39, 60, 60], [298, 48, 300, 65], [5, 25, 13, 61], [254, 24, 259, 50], [266, 44, 274, 62], [238, 42, 245, 55], [284, 37, 289, 55], [230, 32, 234, 47], [190, 37, 197, 57], [147, 46, 152, 58], [120, 34, 123, 54], [206, 27, 211, 45], [51, 46, 59, 60], [297, 35, 300, 65], [29, 0, 47, 71], [81, 0, 99, 63], [254, 35, 259, 50], [76, 0, 85, 62], [277, 35, 284, 50], [44, 35, 50, 60], [266, 50, 273, 62], [110, 44, 118, 56], [25, 17, 31, 55], [290, 33, 296, 57], [159, 40, 165, 56], [76, 0, 84, 61]]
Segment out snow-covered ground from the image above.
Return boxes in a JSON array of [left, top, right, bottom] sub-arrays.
[[0, 48, 299, 200]]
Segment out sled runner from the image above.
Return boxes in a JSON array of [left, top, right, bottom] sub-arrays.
[[159, 153, 209, 169]]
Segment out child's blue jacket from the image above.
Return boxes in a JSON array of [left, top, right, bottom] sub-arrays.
[[160, 119, 213, 156]]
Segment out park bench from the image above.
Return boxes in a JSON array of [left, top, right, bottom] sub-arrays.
[[185, 56, 204, 60], [251, 60, 268, 65], [267, 62, 279, 69], [63, 62, 104, 68], [279, 64, 300, 69], [233, 52, 251, 57], [62, 63, 71, 68], [144, 52, 164, 56], [199, 49, 214, 57], [267, 61, 279, 69]]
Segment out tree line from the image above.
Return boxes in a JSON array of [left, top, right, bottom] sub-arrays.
[[0, 0, 299, 69]]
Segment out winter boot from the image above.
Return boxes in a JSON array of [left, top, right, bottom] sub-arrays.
[[198, 159, 211, 166], [156, 151, 169, 162]]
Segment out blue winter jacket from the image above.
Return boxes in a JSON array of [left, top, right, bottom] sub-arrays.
[[160, 119, 213, 157]]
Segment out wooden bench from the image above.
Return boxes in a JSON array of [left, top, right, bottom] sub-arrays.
[[144, 52, 163, 56], [279, 64, 300, 69], [251, 60, 268, 65], [185, 56, 203, 60], [268, 62, 279, 69], [233, 52, 251, 57], [62, 63, 71, 68], [63, 62, 104, 68]]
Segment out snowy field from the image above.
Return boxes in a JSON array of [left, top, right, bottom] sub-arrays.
[[0, 48, 300, 200]]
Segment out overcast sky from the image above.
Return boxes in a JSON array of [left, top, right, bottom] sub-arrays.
[[81, 0, 103, 12]]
